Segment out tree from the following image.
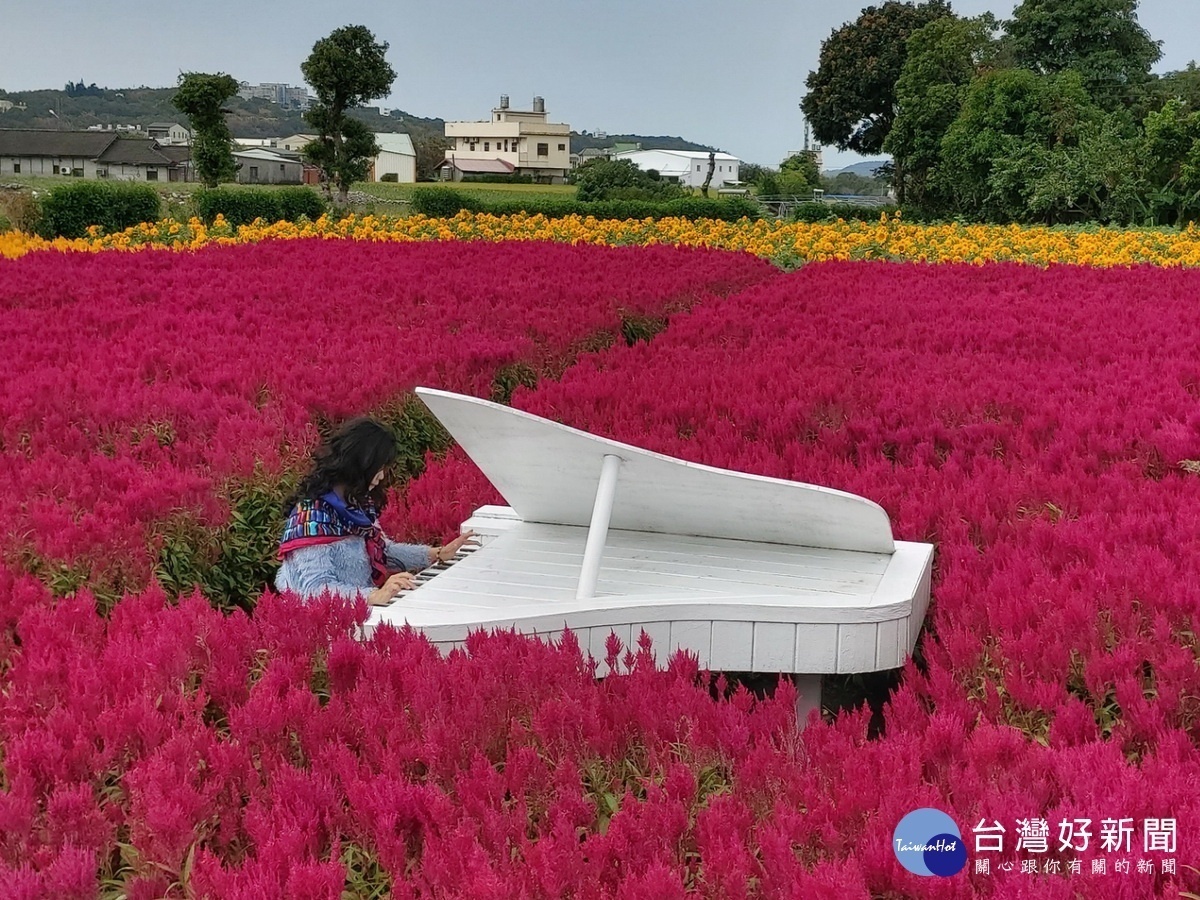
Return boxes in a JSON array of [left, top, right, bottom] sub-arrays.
[[411, 132, 450, 181], [1141, 99, 1200, 224], [991, 114, 1144, 224], [171, 73, 239, 189], [884, 15, 999, 214], [778, 153, 821, 195], [1005, 0, 1162, 110], [700, 151, 716, 197], [1155, 62, 1200, 113], [936, 69, 1102, 221], [821, 170, 893, 196], [301, 25, 396, 208], [572, 159, 686, 202], [801, 0, 953, 201]]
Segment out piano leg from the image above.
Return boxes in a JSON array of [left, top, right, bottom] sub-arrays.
[[793, 674, 823, 731]]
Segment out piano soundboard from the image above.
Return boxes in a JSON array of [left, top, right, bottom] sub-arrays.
[[370, 388, 934, 728]]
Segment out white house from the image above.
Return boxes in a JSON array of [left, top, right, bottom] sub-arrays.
[[278, 133, 318, 153], [147, 122, 191, 146], [371, 133, 416, 182], [613, 149, 741, 189], [443, 95, 570, 183]]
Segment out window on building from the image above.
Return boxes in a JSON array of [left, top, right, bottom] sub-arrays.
[[248, 167, 257, 181], [484, 142, 490, 151], [96, 168, 108, 179], [537, 143, 548, 156], [470, 142, 477, 151], [12, 163, 19, 174], [558, 143, 565, 151], [280, 163, 286, 171], [146, 169, 159, 181], [72, 167, 84, 177]]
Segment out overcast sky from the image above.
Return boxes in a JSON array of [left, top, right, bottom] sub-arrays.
[[1, 1, 1195, 169]]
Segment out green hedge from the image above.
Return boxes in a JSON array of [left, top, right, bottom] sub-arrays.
[[38, 181, 161, 239], [409, 189, 483, 217], [195, 187, 327, 226], [410, 189, 761, 222], [791, 202, 898, 223]]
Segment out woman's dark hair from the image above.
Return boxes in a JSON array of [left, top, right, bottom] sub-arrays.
[[286, 417, 399, 512]]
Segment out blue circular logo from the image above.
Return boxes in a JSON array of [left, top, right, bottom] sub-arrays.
[[893, 809, 967, 876]]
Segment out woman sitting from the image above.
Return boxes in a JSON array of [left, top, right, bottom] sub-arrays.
[[276, 416, 476, 606]]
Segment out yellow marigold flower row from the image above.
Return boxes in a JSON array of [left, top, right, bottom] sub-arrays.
[[3, 212, 1200, 267]]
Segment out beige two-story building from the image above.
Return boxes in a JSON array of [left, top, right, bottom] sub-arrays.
[[442, 96, 570, 184]]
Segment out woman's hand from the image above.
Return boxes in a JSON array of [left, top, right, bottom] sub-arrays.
[[368, 571, 415, 606], [429, 530, 480, 564]]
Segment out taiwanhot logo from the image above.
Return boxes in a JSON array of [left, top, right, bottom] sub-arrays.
[[893, 808, 968, 877]]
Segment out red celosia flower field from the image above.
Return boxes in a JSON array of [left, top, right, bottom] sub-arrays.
[[0, 240, 771, 593], [3, 244, 1199, 898]]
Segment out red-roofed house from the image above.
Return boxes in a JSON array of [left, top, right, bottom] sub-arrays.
[[442, 95, 570, 183]]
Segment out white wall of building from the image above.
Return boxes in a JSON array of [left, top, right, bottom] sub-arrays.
[[374, 150, 415, 182], [614, 149, 741, 189], [444, 100, 571, 182], [0, 157, 165, 180]]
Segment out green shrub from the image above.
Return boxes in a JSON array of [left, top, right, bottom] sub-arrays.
[[38, 181, 161, 239], [195, 187, 326, 226], [573, 158, 687, 202], [380, 172, 399, 182], [154, 472, 294, 614], [404, 187, 761, 222], [277, 186, 327, 222], [410, 188, 483, 217], [454, 195, 762, 222], [0, 191, 42, 234]]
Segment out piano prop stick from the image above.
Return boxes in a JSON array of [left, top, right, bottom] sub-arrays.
[[367, 388, 935, 731]]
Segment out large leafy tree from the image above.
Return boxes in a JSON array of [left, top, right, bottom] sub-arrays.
[[991, 115, 1144, 224], [1141, 99, 1200, 224], [301, 25, 396, 208], [1005, 0, 1162, 110], [937, 68, 1102, 221], [884, 15, 999, 214], [801, 0, 953, 202], [171, 73, 239, 189], [1155, 63, 1200, 113], [778, 152, 820, 195]]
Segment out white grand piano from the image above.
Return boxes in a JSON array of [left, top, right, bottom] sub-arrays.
[[368, 387, 934, 728]]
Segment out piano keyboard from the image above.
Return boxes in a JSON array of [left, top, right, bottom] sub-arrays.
[[404, 543, 481, 591]]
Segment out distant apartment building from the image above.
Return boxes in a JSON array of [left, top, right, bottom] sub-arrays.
[[442, 95, 570, 183], [237, 81, 313, 110]]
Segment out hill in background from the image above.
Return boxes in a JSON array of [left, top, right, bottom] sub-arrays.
[[0, 86, 716, 160], [824, 159, 890, 178]]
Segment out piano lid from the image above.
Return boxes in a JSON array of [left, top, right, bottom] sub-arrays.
[[415, 388, 895, 554]]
